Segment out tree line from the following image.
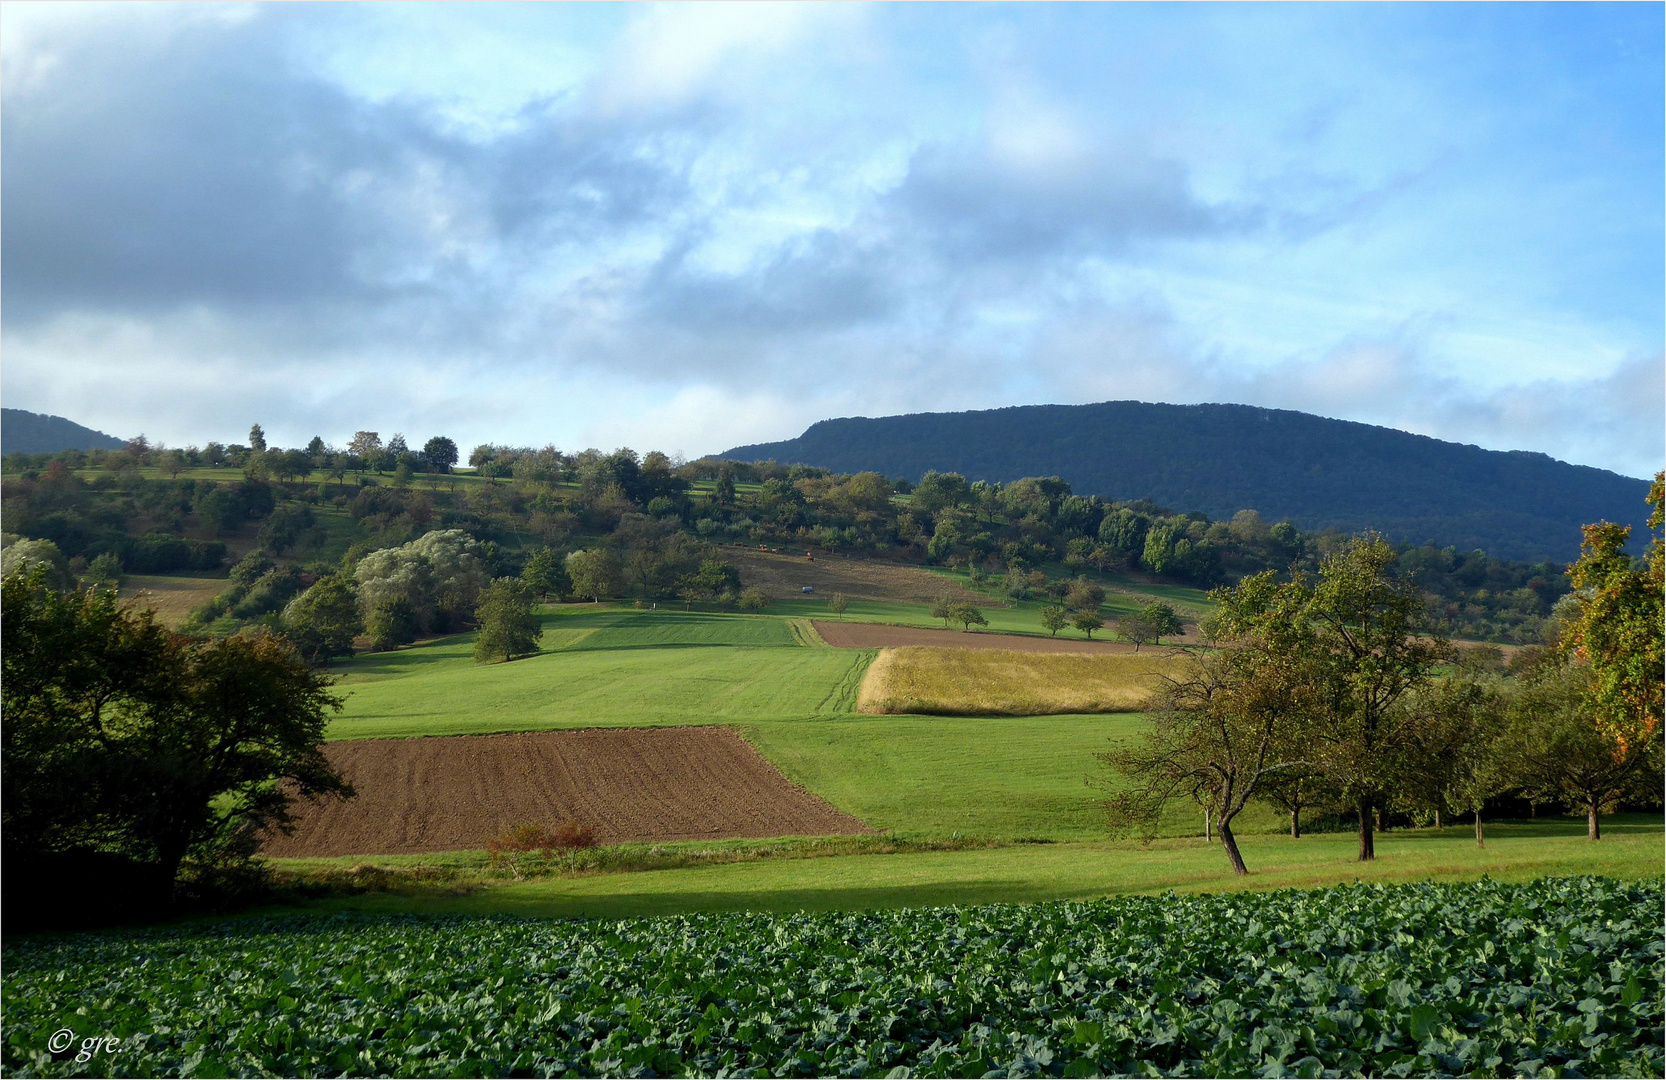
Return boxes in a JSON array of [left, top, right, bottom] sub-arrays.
[[2, 432, 1580, 646], [1103, 477, 1663, 875]]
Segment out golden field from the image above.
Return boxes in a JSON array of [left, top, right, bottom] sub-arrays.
[[856, 646, 1180, 715]]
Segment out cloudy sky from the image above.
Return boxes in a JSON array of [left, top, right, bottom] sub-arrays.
[[3, 2, 1661, 476]]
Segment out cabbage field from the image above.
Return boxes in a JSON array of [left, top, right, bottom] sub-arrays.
[[4, 877, 1660, 1078]]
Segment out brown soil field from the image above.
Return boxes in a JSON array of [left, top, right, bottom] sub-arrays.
[[726, 547, 983, 604], [815, 620, 1187, 654], [261, 727, 872, 858], [857, 646, 1178, 716], [122, 574, 225, 627]]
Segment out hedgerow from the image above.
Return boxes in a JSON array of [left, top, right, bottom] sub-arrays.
[[4, 877, 1660, 1078]]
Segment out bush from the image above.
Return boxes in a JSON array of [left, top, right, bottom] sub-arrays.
[[485, 822, 598, 878]]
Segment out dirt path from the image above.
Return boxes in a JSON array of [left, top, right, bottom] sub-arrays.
[[262, 728, 872, 858], [814, 620, 1189, 655]]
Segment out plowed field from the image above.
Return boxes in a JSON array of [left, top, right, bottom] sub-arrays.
[[263, 728, 872, 857], [814, 620, 1178, 653], [725, 548, 983, 604]]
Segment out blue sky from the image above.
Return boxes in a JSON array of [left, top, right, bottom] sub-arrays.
[[3, 2, 1661, 476]]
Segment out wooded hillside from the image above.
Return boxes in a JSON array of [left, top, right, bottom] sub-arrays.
[[724, 401, 1651, 563]]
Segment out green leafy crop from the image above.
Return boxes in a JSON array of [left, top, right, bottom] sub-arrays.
[[4, 877, 1660, 1077]]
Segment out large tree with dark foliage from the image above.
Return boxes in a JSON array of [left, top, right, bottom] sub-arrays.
[[1, 567, 350, 925]]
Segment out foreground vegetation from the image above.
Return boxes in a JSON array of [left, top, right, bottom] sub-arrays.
[[278, 817, 1663, 920], [6, 877, 1660, 1077]]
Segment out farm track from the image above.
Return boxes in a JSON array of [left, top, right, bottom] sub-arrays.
[[814, 620, 1190, 654], [817, 649, 878, 713], [263, 728, 873, 857]]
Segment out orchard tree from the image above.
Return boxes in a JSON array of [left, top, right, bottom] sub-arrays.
[[1103, 571, 1319, 875], [422, 436, 459, 474], [521, 548, 568, 601], [1141, 602, 1185, 644], [827, 593, 850, 619], [931, 592, 955, 628], [1040, 605, 1068, 637], [950, 603, 988, 632], [565, 548, 621, 603], [1073, 611, 1104, 640], [474, 579, 542, 664], [1304, 534, 1448, 861], [1560, 473, 1664, 753], [1509, 655, 1662, 840], [1115, 612, 1157, 651]]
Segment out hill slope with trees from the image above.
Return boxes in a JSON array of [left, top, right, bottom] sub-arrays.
[[724, 401, 1651, 563], [1, 408, 125, 455]]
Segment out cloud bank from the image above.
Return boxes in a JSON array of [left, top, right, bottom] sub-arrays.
[[3, 3, 1660, 477]]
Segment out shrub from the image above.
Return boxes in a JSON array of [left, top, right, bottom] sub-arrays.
[[485, 822, 598, 878]]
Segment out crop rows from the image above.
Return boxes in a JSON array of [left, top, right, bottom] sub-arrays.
[[4, 877, 1661, 1077]]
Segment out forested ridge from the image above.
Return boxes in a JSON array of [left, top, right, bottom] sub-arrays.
[[724, 401, 1652, 563], [1, 408, 125, 455], [0, 427, 1595, 646]]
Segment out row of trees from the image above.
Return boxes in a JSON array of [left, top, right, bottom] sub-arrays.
[[1106, 478, 1663, 875]]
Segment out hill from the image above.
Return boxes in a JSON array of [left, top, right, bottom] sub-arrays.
[[724, 401, 1652, 562], [1, 408, 125, 455]]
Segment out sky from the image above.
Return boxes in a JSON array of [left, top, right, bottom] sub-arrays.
[[2, 2, 1661, 477]]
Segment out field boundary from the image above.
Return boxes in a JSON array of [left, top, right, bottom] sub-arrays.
[[787, 618, 828, 647]]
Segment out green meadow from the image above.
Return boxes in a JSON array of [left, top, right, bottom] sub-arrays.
[[328, 608, 871, 740], [285, 818, 1664, 921]]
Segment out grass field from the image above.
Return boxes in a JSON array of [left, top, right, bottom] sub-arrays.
[[121, 573, 226, 626], [857, 646, 1177, 715], [279, 817, 1664, 920], [327, 608, 873, 739]]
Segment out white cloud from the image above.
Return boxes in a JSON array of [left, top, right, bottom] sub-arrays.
[[588, 1, 865, 115]]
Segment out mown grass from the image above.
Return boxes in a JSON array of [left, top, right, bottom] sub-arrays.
[[274, 817, 1664, 920], [857, 646, 1179, 715], [745, 712, 1253, 841], [326, 608, 871, 740]]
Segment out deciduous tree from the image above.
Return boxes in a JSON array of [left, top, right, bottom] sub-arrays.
[[3, 567, 350, 921], [474, 578, 543, 664], [1103, 571, 1319, 874], [1303, 534, 1448, 861], [521, 548, 568, 601], [949, 603, 988, 632], [1560, 473, 1664, 753], [565, 548, 621, 603], [283, 574, 363, 665]]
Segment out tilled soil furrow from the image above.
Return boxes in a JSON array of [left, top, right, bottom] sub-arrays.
[[263, 727, 871, 857]]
